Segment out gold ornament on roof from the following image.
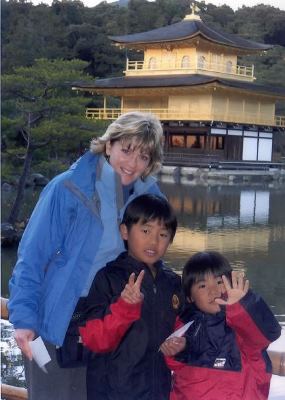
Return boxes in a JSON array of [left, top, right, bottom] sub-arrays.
[[184, 2, 201, 21]]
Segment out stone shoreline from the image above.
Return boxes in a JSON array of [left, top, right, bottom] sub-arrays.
[[159, 165, 285, 185]]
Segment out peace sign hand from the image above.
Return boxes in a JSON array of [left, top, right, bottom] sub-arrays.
[[121, 270, 145, 304], [215, 271, 249, 306]]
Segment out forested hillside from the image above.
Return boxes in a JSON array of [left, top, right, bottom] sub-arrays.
[[2, 0, 285, 84]]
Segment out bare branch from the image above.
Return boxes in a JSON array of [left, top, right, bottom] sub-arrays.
[[20, 128, 29, 143]]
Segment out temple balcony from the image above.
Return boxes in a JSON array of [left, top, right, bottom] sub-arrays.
[[125, 59, 255, 82], [85, 107, 285, 127]]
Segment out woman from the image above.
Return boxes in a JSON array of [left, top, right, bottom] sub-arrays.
[[8, 111, 164, 400]]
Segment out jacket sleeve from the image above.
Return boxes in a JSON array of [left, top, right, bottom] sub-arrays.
[[79, 270, 142, 353], [8, 178, 71, 333], [226, 290, 281, 353]]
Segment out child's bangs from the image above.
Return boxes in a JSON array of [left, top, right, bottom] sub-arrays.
[[140, 216, 168, 228], [192, 263, 231, 284]]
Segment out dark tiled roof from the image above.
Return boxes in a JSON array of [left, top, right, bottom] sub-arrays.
[[109, 19, 272, 51], [90, 74, 214, 88], [217, 78, 285, 96], [74, 74, 285, 97]]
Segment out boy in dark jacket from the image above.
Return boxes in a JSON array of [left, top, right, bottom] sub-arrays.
[[160, 251, 281, 400], [79, 194, 182, 400]]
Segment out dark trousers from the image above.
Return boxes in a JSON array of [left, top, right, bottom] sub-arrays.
[[24, 341, 87, 400]]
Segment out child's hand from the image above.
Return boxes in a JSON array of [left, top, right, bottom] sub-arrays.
[[215, 271, 249, 306], [159, 337, 186, 356], [121, 270, 145, 304]]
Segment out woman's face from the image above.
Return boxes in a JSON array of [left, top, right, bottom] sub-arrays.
[[106, 140, 151, 186]]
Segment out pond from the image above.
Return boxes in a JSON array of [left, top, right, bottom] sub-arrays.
[[1, 179, 285, 388], [159, 178, 285, 326]]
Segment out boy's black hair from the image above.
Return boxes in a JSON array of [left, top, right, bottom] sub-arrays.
[[182, 251, 232, 297], [121, 194, 177, 243]]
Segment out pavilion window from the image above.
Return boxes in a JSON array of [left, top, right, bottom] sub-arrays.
[[171, 135, 185, 148], [209, 136, 225, 150], [198, 55, 206, 69], [149, 57, 157, 69], [181, 56, 190, 68], [186, 135, 205, 149], [226, 60, 233, 73]]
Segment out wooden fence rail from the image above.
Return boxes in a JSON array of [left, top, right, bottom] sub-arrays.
[[1, 297, 284, 400], [1, 384, 27, 400]]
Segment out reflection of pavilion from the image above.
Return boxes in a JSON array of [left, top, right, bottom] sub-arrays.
[[161, 181, 285, 327], [160, 182, 270, 228], [207, 190, 269, 227], [160, 181, 272, 258], [170, 226, 270, 258]]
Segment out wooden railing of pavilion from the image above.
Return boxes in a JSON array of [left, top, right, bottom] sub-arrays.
[[125, 59, 254, 81], [1, 297, 284, 400], [85, 108, 285, 128]]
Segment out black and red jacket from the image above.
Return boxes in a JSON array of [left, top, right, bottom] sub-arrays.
[[165, 290, 281, 400], [79, 252, 182, 400]]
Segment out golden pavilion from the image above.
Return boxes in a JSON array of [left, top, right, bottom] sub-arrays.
[[74, 5, 285, 165]]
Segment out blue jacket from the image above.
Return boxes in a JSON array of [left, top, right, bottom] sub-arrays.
[[8, 152, 161, 345]]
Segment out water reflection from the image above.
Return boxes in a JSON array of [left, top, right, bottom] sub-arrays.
[[160, 179, 285, 326], [240, 190, 269, 224]]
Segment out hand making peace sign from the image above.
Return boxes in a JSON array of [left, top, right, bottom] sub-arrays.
[[121, 270, 145, 304], [215, 270, 250, 306]]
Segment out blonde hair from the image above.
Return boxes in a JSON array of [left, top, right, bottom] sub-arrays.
[[90, 111, 164, 176]]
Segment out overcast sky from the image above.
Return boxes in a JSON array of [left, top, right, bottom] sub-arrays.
[[31, 0, 285, 11], [208, 0, 284, 9]]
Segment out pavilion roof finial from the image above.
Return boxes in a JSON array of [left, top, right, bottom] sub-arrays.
[[184, 2, 201, 21]]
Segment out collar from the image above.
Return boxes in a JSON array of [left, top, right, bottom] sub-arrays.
[[96, 155, 124, 210], [181, 302, 226, 325], [67, 151, 99, 194], [68, 151, 157, 211]]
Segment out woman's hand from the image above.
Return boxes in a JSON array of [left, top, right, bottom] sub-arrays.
[[215, 271, 249, 306], [159, 336, 186, 356], [121, 270, 145, 304], [14, 328, 36, 360]]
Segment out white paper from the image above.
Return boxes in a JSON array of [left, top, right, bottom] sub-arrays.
[[166, 320, 194, 340], [29, 336, 51, 373]]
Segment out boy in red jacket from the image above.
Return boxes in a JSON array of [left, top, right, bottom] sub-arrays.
[[160, 251, 281, 400], [79, 194, 182, 400]]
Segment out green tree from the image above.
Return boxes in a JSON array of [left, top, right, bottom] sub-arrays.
[[233, 4, 285, 44], [2, 58, 102, 225], [69, 2, 128, 77], [1, 0, 70, 73]]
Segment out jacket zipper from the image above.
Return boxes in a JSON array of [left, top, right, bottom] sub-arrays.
[[152, 280, 158, 400]]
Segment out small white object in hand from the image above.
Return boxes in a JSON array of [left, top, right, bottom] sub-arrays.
[[29, 336, 51, 373], [166, 321, 194, 340]]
